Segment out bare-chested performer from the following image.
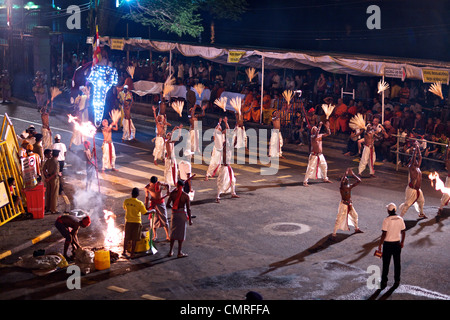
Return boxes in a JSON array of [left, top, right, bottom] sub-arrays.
[[438, 149, 450, 215], [164, 125, 182, 188], [358, 118, 386, 178], [145, 176, 170, 241], [269, 109, 284, 158], [167, 179, 193, 258], [40, 101, 53, 150], [398, 141, 427, 219], [188, 104, 207, 155], [332, 168, 363, 238], [119, 85, 136, 142], [303, 121, 333, 186], [234, 101, 251, 149], [205, 118, 224, 181], [216, 117, 239, 203], [152, 105, 171, 165], [101, 118, 119, 173]]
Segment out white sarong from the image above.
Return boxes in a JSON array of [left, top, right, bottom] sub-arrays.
[[188, 129, 200, 154], [206, 147, 223, 178], [358, 144, 376, 175], [102, 141, 116, 170], [153, 136, 165, 161], [304, 153, 328, 182], [164, 156, 178, 187], [42, 128, 52, 151], [233, 126, 247, 149], [333, 201, 359, 233], [269, 129, 283, 158], [440, 176, 450, 209], [122, 118, 136, 141], [399, 185, 424, 217], [217, 164, 236, 197]]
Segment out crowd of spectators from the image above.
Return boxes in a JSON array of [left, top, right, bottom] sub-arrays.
[[56, 51, 450, 171]]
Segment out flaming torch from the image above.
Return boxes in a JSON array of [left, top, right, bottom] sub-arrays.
[[68, 114, 101, 192], [103, 210, 123, 250], [429, 171, 450, 196]]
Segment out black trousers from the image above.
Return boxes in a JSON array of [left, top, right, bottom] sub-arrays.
[[381, 241, 402, 285]]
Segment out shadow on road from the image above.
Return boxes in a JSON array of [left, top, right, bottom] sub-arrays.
[[259, 233, 352, 276], [368, 283, 399, 300]]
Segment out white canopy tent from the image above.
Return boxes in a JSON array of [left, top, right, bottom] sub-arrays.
[[100, 37, 450, 122]]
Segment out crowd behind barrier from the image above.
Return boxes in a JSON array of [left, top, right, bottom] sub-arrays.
[[3, 51, 449, 153]]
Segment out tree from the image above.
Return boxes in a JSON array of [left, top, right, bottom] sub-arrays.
[[124, 0, 204, 38], [123, 0, 248, 40]]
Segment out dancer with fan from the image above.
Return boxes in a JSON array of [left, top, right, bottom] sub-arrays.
[[303, 120, 333, 186]]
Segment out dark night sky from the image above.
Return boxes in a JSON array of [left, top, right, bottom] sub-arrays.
[[50, 0, 450, 62]]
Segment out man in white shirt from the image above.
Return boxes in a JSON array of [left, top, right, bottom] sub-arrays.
[[52, 134, 67, 195], [378, 203, 406, 289], [52, 134, 67, 175]]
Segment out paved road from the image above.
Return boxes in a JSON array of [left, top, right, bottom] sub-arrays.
[[0, 100, 449, 302]]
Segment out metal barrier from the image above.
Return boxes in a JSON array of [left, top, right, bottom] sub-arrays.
[[391, 130, 449, 171], [0, 114, 25, 226]]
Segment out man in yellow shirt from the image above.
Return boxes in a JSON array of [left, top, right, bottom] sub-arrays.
[[122, 187, 148, 259]]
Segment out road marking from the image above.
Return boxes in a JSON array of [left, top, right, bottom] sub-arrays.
[[141, 294, 165, 300], [263, 222, 311, 236], [107, 286, 129, 293], [251, 179, 267, 183], [277, 175, 293, 179], [197, 188, 213, 193]]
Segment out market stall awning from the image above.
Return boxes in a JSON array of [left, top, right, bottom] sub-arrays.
[[99, 37, 450, 82]]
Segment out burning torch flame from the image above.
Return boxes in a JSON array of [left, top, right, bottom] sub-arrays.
[[428, 172, 450, 196], [68, 114, 97, 138], [103, 210, 123, 249]]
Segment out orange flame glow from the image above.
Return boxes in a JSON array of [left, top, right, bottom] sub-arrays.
[[103, 210, 123, 249], [68, 114, 97, 138], [428, 172, 450, 196]]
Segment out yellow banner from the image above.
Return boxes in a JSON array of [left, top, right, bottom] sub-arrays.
[[227, 51, 246, 63], [422, 69, 449, 84], [110, 38, 125, 51]]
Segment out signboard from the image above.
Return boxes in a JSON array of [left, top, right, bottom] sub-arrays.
[[21, 157, 37, 189], [384, 67, 406, 81], [110, 38, 125, 51], [227, 51, 246, 63], [422, 69, 449, 84]]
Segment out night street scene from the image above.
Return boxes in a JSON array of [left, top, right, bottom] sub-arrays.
[[0, 0, 449, 315]]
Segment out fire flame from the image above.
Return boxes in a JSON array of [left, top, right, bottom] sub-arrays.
[[103, 210, 123, 249], [428, 172, 450, 196], [68, 114, 97, 138]]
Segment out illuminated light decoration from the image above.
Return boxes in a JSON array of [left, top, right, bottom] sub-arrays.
[[87, 65, 118, 127]]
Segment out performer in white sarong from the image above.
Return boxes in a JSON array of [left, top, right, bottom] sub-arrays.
[[358, 119, 387, 177], [438, 150, 450, 215], [205, 118, 224, 180], [152, 106, 170, 165], [332, 168, 363, 238], [216, 118, 239, 203], [398, 142, 427, 218], [303, 121, 332, 186], [164, 126, 182, 188], [119, 85, 136, 142], [187, 104, 207, 155], [269, 110, 283, 158], [40, 103, 52, 150], [101, 119, 118, 172]]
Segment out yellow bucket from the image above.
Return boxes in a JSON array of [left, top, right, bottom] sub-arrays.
[[135, 231, 150, 253], [94, 250, 110, 270]]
